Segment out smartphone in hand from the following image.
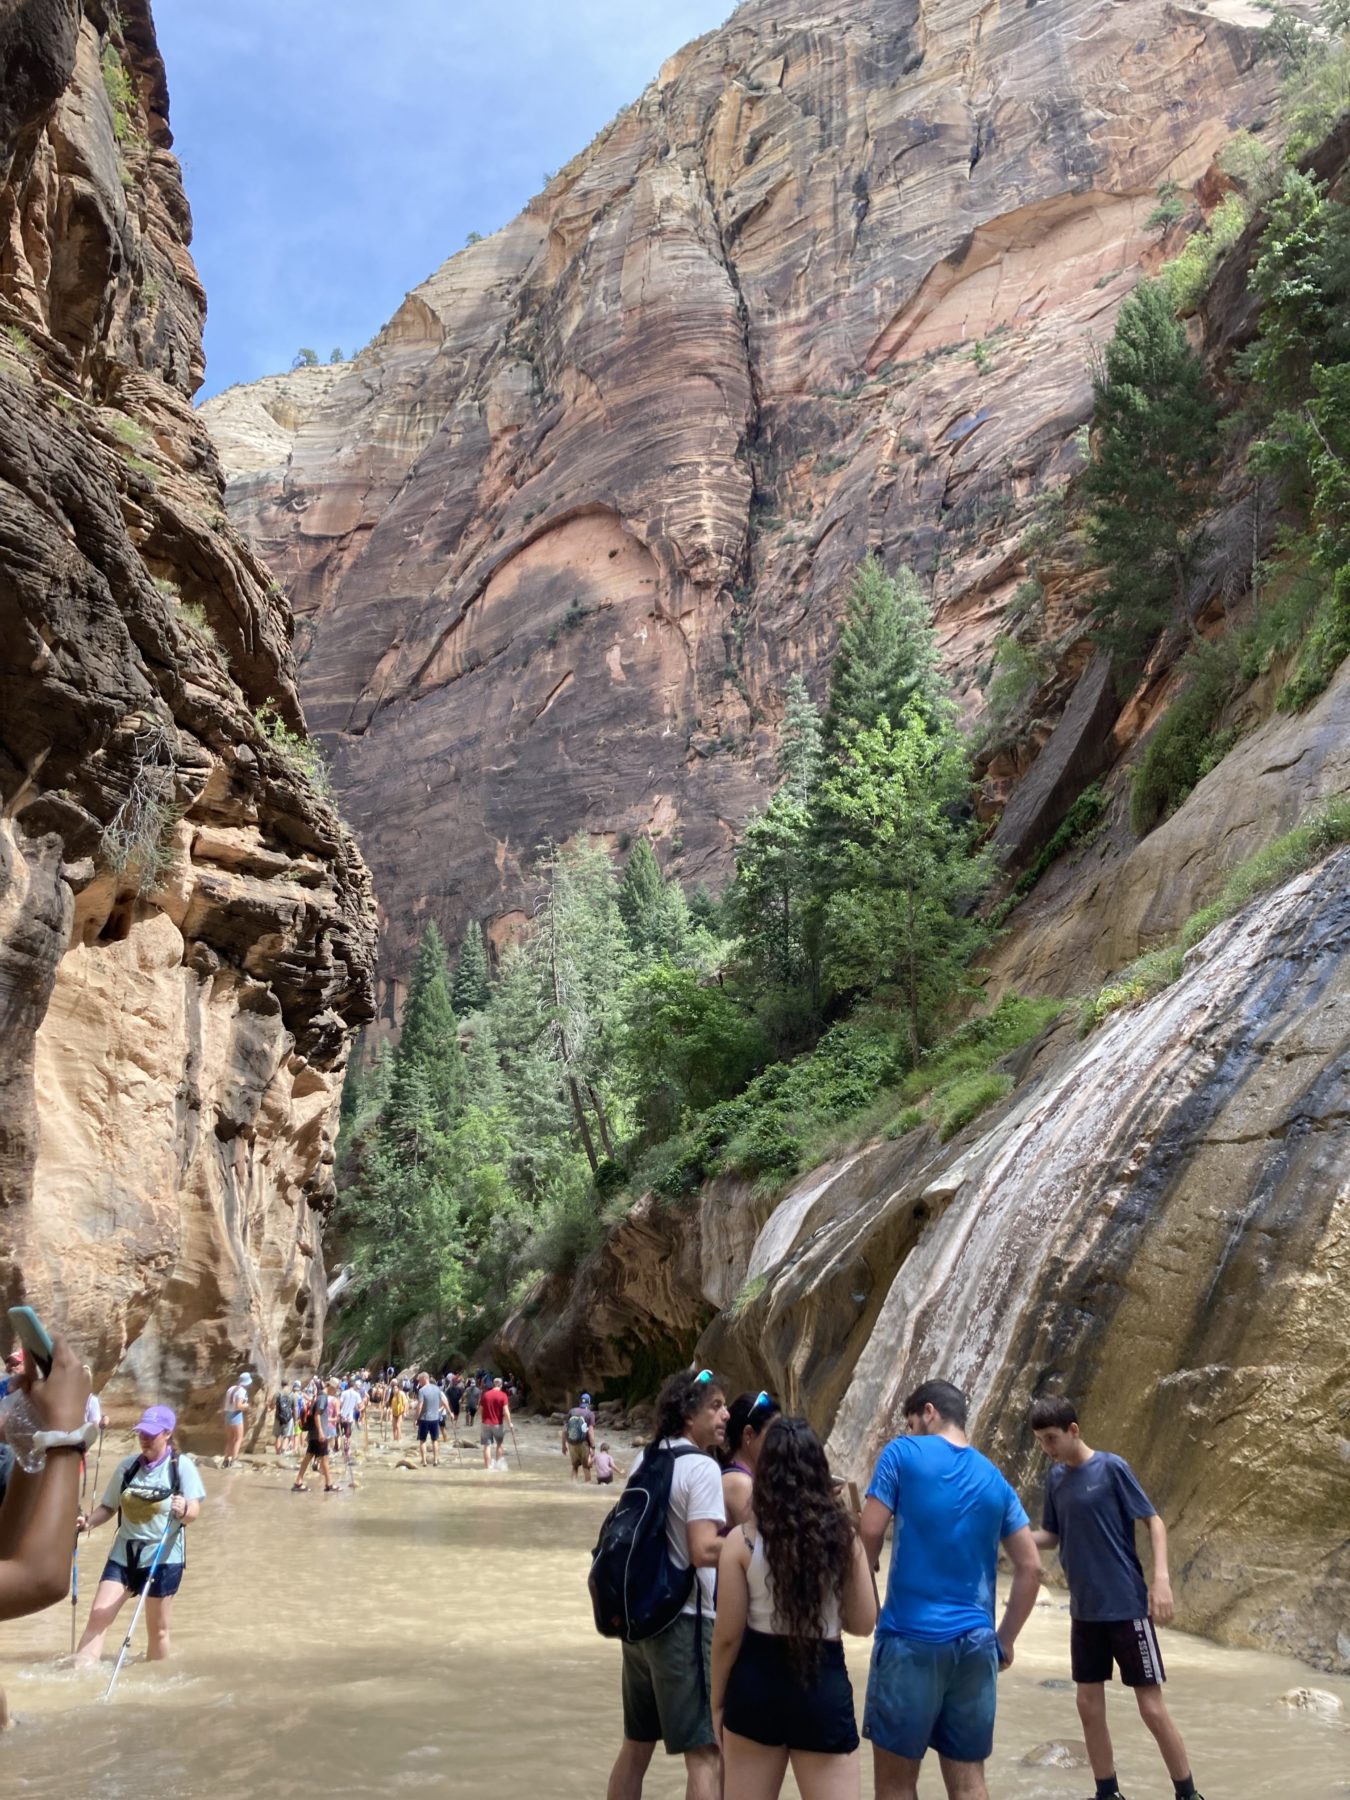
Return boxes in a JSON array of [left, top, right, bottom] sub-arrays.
[[7, 1306, 54, 1378]]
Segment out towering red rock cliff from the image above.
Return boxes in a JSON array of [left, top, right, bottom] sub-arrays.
[[205, 0, 1280, 1015], [0, 0, 377, 1431]]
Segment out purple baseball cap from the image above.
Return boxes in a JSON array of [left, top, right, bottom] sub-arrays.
[[136, 1404, 176, 1436]]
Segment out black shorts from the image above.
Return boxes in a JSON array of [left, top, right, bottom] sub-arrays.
[[417, 1419, 441, 1442], [103, 1555, 184, 1599], [306, 1435, 329, 1459], [1070, 1617, 1166, 1687], [724, 1629, 859, 1754]]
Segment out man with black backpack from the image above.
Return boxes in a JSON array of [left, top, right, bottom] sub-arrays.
[[593, 1368, 729, 1800], [562, 1399, 595, 1480]]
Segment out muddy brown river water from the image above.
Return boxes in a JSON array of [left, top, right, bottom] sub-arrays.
[[0, 1418, 1345, 1797]]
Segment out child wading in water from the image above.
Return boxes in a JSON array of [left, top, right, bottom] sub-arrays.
[[1030, 1396, 1204, 1800]]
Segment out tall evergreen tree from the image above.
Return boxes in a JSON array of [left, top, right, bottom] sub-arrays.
[[822, 559, 941, 752], [617, 839, 667, 955], [390, 922, 466, 1128], [617, 837, 689, 960], [1084, 281, 1219, 664], [816, 702, 991, 1065], [452, 920, 491, 1016], [778, 674, 823, 806]]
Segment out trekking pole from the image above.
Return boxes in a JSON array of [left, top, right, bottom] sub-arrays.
[[508, 1421, 523, 1469], [70, 1431, 94, 1655], [103, 1514, 181, 1702], [89, 1423, 105, 1507]]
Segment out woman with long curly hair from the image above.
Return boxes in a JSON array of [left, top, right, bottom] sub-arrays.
[[711, 1414, 877, 1798]]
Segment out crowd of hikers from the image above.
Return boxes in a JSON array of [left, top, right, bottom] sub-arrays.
[[589, 1370, 1205, 1800], [257, 1367, 522, 1483], [0, 1333, 1203, 1799]]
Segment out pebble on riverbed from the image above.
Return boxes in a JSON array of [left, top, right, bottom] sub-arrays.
[[1019, 1741, 1091, 1768]]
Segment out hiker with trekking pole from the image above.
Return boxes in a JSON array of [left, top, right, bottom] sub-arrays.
[[73, 1404, 204, 1669]]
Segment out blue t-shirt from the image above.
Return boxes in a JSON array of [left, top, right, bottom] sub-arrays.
[[868, 1435, 1028, 1642], [1042, 1451, 1155, 1622]]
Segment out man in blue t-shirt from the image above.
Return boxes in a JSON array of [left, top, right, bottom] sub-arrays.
[[860, 1379, 1041, 1799], [1031, 1396, 1203, 1800]]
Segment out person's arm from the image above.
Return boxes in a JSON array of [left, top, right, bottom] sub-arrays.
[[1146, 1514, 1174, 1624], [1031, 1528, 1059, 1550], [78, 1502, 116, 1533], [840, 1532, 879, 1636], [722, 1469, 752, 1531], [995, 1525, 1042, 1668], [686, 1517, 723, 1569], [709, 1531, 750, 1744], [0, 1338, 91, 1619], [503, 1404, 512, 1428], [859, 1495, 892, 1573]]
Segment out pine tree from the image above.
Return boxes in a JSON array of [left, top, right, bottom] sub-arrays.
[[822, 559, 941, 752], [816, 703, 991, 1065], [452, 920, 491, 1016], [390, 922, 466, 1129], [778, 674, 822, 806], [617, 840, 668, 957], [1084, 281, 1219, 664]]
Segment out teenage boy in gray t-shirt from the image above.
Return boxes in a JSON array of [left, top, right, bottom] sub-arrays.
[[1030, 1396, 1203, 1800]]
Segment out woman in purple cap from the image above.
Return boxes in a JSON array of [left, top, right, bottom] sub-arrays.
[[73, 1404, 205, 1666]]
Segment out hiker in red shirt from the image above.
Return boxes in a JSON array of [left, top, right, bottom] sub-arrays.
[[479, 1377, 511, 1470]]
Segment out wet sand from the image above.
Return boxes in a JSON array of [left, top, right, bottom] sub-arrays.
[[0, 1418, 1345, 1796]]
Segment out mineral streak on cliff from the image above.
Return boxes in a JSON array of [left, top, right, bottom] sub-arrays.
[[204, 0, 1280, 1014], [0, 0, 377, 1428]]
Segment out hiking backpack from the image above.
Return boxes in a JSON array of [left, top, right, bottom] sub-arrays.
[[588, 1443, 703, 1641], [566, 1410, 590, 1444]]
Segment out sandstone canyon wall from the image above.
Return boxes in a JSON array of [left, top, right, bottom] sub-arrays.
[[201, 0, 1350, 1667], [0, 0, 377, 1433], [204, 0, 1282, 1016]]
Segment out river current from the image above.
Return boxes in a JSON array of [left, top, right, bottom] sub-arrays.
[[1, 1418, 1345, 1796]]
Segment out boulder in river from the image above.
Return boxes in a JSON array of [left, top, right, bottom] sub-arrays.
[[1279, 1688, 1343, 1719], [1019, 1741, 1091, 1768]]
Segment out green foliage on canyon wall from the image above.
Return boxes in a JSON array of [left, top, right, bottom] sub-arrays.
[[334, 561, 1003, 1361]]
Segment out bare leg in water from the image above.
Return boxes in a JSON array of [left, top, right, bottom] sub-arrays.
[[607, 1740, 719, 1800]]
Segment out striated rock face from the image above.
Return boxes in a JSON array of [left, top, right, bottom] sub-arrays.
[[0, 0, 377, 1434], [204, 0, 1279, 1013], [500, 836, 1350, 1670]]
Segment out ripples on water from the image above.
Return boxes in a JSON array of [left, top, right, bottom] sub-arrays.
[[1, 1422, 1346, 1796]]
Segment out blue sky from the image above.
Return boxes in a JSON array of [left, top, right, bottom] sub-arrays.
[[154, 0, 733, 398]]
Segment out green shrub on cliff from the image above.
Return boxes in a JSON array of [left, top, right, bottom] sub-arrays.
[[101, 44, 135, 144], [1084, 797, 1350, 1030]]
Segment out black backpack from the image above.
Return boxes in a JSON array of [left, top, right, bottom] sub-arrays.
[[589, 1442, 703, 1642]]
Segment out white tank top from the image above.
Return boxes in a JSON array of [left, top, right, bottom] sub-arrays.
[[745, 1529, 842, 1639]]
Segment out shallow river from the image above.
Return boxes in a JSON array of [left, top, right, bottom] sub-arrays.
[[1, 1419, 1345, 1797]]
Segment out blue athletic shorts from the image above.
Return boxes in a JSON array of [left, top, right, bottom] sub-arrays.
[[102, 1556, 184, 1600], [863, 1627, 999, 1763]]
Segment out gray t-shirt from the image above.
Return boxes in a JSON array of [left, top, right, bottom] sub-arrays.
[[418, 1384, 445, 1421], [1043, 1451, 1155, 1621]]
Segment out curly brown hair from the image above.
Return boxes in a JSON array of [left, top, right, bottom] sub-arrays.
[[753, 1416, 856, 1677]]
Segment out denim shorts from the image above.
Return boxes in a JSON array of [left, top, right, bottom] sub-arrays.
[[863, 1627, 999, 1763]]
